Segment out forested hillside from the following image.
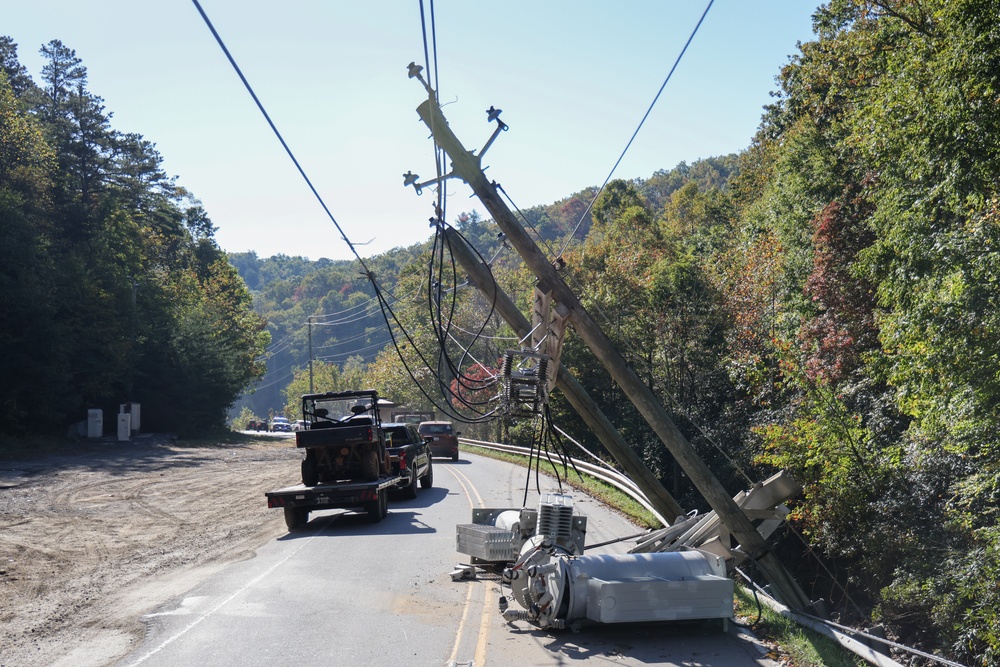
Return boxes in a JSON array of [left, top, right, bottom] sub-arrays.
[[0, 37, 267, 435]]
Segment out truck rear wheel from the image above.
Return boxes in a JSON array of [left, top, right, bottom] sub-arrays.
[[420, 459, 433, 489], [284, 507, 308, 531], [402, 466, 418, 499], [361, 448, 380, 481]]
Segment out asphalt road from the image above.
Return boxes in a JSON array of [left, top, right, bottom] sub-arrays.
[[112, 452, 775, 667]]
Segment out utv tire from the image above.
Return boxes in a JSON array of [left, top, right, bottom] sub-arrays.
[[362, 448, 380, 482], [301, 452, 319, 487]]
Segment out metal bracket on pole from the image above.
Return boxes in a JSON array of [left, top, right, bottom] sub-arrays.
[[402, 169, 461, 196]]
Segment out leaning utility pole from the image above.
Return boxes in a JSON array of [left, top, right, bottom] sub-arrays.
[[414, 93, 811, 611], [444, 227, 685, 523]]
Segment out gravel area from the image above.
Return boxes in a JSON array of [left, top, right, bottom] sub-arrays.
[[0, 434, 300, 667]]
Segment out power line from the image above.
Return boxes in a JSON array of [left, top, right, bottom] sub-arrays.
[[191, 0, 375, 277], [556, 0, 715, 260]]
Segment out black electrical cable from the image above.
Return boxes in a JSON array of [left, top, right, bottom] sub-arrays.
[[191, 0, 375, 277], [556, 0, 715, 260], [371, 277, 500, 424]]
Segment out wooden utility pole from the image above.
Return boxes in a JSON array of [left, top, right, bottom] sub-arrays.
[[417, 98, 811, 611], [444, 227, 685, 523]]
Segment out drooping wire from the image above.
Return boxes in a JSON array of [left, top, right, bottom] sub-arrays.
[[372, 278, 500, 424], [369, 222, 506, 423], [428, 223, 503, 404], [191, 0, 376, 281], [427, 219, 502, 399], [555, 0, 715, 261], [520, 405, 583, 504]]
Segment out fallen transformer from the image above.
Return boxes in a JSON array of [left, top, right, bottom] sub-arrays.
[[456, 493, 733, 630]]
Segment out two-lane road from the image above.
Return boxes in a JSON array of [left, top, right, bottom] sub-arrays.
[[113, 453, 774, 666]]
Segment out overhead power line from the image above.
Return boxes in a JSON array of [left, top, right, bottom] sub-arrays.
[[557, 0, 715, 259], [191, 0, 375, 277]]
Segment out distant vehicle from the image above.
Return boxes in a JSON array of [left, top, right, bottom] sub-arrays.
[[292, 420, 307, 432], [270, 416, 292, 432], [247, 418, 268, 432], [387, 408, 435, 424], [418, 421, 460, 461]]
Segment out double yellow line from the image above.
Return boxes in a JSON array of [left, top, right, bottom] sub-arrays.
[[445, 465, 496, 667]]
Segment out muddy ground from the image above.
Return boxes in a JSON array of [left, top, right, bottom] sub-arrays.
[[0, 434, 300, 667]]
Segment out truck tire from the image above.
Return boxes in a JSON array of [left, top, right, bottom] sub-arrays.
[[284, 507, 308, 531], [301, 452, 319, 487], [402, 466, 418, 499], [452, 449, 459, 462], [420, 459, 434, 489], [362, 448, 380, 481]]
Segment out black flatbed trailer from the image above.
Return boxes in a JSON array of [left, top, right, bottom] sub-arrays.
[[266, 475, 404, 531]]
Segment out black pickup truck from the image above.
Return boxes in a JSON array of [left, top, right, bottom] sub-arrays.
[[383, 422, 433, 499]]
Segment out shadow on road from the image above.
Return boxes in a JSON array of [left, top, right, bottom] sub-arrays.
[[276, 505, 441, 539]]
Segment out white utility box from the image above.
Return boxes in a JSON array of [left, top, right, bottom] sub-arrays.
[[87, 409, 103, 438], [117, 413, 131, 441], [119, 403, 140, 433]]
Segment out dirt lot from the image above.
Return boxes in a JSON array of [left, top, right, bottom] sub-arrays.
[[0, 434, 300, 667]]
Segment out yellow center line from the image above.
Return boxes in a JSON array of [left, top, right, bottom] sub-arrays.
[[448, 464, 485, 509], [446, 464, 497, 664], [444, 465, 490, 666], [475, 582, 495, 665]]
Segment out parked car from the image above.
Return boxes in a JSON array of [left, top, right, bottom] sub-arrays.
[[270, 416, 293, 432], [292, 419, 307, 432], [418, 421, 460, 460]]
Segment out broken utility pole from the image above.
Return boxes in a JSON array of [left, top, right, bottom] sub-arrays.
[[443, 227, 685, 524], [415, 95, 811, 612]]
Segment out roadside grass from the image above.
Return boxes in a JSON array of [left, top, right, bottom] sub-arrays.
[[464, 442, 867, 667], [734, 584, 868, 666]]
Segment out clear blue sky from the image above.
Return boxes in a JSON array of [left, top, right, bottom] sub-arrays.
[[6, 1, 821, 261]]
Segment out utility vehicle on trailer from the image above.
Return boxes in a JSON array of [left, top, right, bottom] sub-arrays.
[[267, 390, 435, 531], [295, 389, 390, 485]]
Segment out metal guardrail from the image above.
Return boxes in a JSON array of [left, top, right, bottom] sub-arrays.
[[458, 437, 668, 526]]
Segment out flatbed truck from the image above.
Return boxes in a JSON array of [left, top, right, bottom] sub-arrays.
[[266, 474, 404, 530]]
